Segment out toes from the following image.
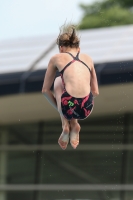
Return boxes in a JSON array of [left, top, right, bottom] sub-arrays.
[[58, 132, 69, 150], [71, 140, 79, 145], [58, 124, 71, 150], [58, 139, 68, 150], [70, 123, 80, 149], [70, 140, 79, 149]]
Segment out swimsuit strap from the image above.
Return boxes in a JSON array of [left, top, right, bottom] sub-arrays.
[[60, 52, 91, 76], [66, 52, 79, 60], [79, 60, 91, 73]]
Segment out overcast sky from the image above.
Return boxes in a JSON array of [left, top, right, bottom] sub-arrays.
[[0, 0, 96, 41]]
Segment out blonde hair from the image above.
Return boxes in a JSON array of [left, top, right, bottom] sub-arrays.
[[56, 24, 80, 48]]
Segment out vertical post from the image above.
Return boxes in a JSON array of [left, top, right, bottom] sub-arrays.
[[120, 113, 131, 200], [0, 130, 8, 200], [33, 122, 44, 200]]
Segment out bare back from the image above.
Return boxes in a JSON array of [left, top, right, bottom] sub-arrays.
[[54, 52, 93, 98]]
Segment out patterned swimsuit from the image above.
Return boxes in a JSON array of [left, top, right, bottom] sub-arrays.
[[60, 52, 94, 120]]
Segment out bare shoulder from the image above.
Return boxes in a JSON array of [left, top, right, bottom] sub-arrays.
[[81, 53, 93, 61], [48, 53, 61, 67], [49, 53, 60, 61]]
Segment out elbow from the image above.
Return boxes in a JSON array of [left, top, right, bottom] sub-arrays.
[[92, 90, 99, 96], [96, 91, 99, 95], [42, 88, 48, 95]]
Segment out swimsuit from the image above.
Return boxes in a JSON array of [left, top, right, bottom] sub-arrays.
[[60, 52, 94, 120]]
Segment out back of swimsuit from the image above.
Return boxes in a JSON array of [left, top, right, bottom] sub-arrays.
[[60, 52, 94, 120], [60, 52, 91, 86]]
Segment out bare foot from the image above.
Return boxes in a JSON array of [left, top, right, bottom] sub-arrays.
[[70, 122, 81, 149], [58, 125, 70, 150]]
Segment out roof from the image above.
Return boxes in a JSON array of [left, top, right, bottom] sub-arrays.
[[0, 24, 133, 74], [0, 25, 133, 124]]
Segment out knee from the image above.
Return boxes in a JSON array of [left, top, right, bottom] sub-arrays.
[[54, 76, 62, 87], [54, 76, 63, 94]]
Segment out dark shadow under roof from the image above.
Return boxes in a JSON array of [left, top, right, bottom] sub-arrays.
[[0, 60, 133, 96]]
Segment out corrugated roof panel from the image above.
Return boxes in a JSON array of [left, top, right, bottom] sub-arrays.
[[34, 46, 58, 70], [0, 25, 133, 74], [0, 35, 56, 73]]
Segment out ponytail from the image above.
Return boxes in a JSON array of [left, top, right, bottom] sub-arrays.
[[56, 24, 80, 48]]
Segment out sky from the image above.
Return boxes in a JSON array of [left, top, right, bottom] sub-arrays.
[[0, 0, 96, 41]]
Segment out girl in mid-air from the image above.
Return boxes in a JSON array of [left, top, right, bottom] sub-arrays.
[[42, 24, 99, 150]]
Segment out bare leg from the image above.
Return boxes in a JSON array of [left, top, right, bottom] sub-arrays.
[[54, 77, 70, 150], [70, 118, 81, 149]]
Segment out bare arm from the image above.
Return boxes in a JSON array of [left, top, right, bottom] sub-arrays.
[[90, 62, 99, 96], [42, 56, 58, 111]]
